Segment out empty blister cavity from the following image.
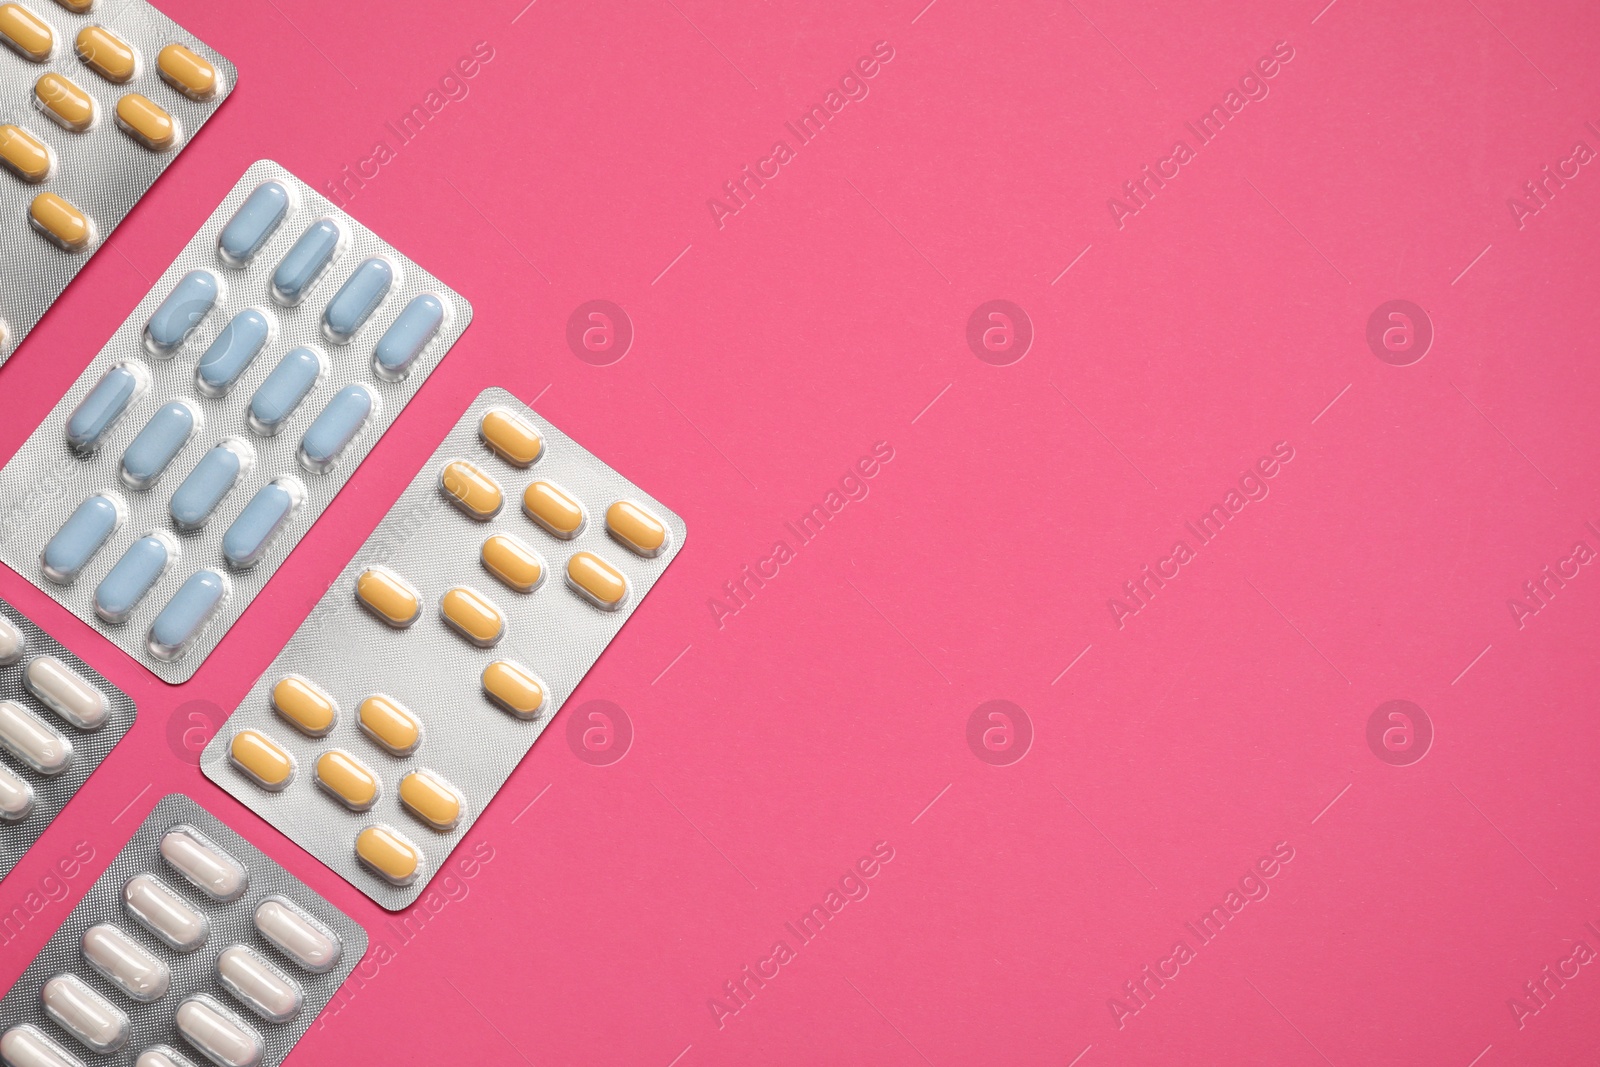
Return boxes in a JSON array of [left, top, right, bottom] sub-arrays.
[[373, 293, 444, 381], [175, 995, 262, 1067], [66, 361, 147, 452], [195, 310, 271, 398], [247, 346, 324, 435], [81, 924, 170, 1003], [0, 763, 33, 821], [0, 615, 21, 666], [41, 494, 122, 584], [41, 974, 128, 1054], [314, 750, 378, 812], [299, 384, 375, 474], [0, 699, 70, 774], [271, 675, 336, 738], [169, 440, 253, 531], [253, 897, 341, 974], [270, 218, 343, 306], [221, 478, 302, 569], [0, 1025, 83, 1067], [228, 730, 292, 791], [160, 825, 247, 903], [123, 873, 207, 952], [322, 257, 395, 344], [23, 655, 108, 729], [354, 825, 420, 887], [144, 270, 219, 355], [216, 181, 289, 268], [94, 533, 175, 623], [357, 695, 420, 756], [148, 569, 228, 661], [355, 566, 419, 628], [216, 945, 301, 1023], [120, 401, 199, 490]]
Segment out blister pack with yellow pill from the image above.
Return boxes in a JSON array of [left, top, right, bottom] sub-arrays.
[[0, 793, 366, 1067], [199, 388, 686, 910], [0, 160, 473, 683], [0, 0, 235, 365]]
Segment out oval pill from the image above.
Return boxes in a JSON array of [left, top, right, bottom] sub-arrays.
[[169, 440, 251, 530], [218, 182, 289, 268], [34, 74, 93, 133], [24, 655, 107, 730], [175, 996, 262, 1067], [148, 568, 228, 661], [271, 675, 336, 737], [161, 825, 247, 902], [0, 1026, 83, 1067], [0, 4, 53, 62], [399, 770, 461, 831], [123, 874, 208, 952], [0, 615, 21, 666], [116, 92, 176, 150], [41, 975, 127, 1054], [358, 695, 420, 756], [606, 500, 668, 557], [94, 533, 173, 623], [195, 309, 271, 397], [67, 361, 148, 452], [523, 481, 585, 538], [322, 257, 393, 344], [217, 945, 301, 1023], [145, 270, 219, 355], [0, 763, 33, 821], [30, 191, 92, 251], [440, 459, 502, 521], [482, 660, 545, 720], [120, 400, 199, 490], [0, 700, 70, 775], [229, 729, 292, 790], [157, 43, 218, 101], [315, 749, 378, 812], [222, 479, 302, 569], [482, 533, 543, 593], [355, 825, 420, 886], [137, 1047, 190, 1067], [355, 567, 420, 628], [440, 586, 504, 647], [76, 25, 134, 83], [248, 346, 323, 435], [41, 494, 121, 584], [480, 408, 542, 467], [254, 898, 341, 973], [0, 124, 50, 182], [567, 551, 628, 610], [271, 218, 342, 306], [82, 924, 170, 1003], [51, 0, 92, 10], [372, 293, 444, 381], [299, 384, 375, 474]]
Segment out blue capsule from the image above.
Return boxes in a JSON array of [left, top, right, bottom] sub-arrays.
[[169, 439, 253, 531], [300, 384, 376, 474], [41, 494, 122, 585], [218, 180, 292, 268], [248, 346, 324, 436], [66, 361, 148, 452], [144, 270, 220, 355], [195, 308, 272, 398], [120, 401, 199, 491], [322, 257, 395, 344], [373, 294, 445, 382], [94, 533, 175, 624], [222, 478, 302, 570], [148, 569, 229, 662], [271, 218, 344, 306]]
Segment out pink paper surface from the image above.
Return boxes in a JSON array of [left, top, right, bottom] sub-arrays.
[[3, 0, 1599, 1063]]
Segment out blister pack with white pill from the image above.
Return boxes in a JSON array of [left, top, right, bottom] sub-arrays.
[[0, 160, 473, 683], [0, 0, 235, 365], [0, 793, 366, 1067], [0, 595, 135, 881], [199, 388, 686, 909]]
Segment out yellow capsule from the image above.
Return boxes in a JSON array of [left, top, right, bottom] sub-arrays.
[[315, 750, 379, 812], [355, 566, 420, 628], [440, 586, 504, 647], [51, 0, 93, 11], [35, 73, 94, 132], [440, 459, 503, 521], [0, 125, 50, 182], [116, 92, 176, 150], [480, 408, 542, 467], [481, 533, 543, 593], [157, 42, 217, 101], [0, 4, 53, 62], [30, 192, 92, 251], [522, 480, 584, 539], [356, 825, 420, 886], [230, 730, 293, 791], [76, 25, 136, 83], [606, 500, 668, 557], [399, 770, 461, 831], [358, 695, 420, 756], [271, 675, 336, 738], [482, 660, 545, 720], [566, 551, 628, 610]]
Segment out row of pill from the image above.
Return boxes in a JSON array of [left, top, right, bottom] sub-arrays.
[[0, 613, 110, 820], [0, 824, 340, 1067], [0, 2, 219, 101]]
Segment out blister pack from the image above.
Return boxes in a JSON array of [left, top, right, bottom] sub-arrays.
[[199, 387, 687, 909], [0, 0, 234, 365], [0, 160, 474, 684], [0, 595, 134, 881], [0, 793, 366, 1067]]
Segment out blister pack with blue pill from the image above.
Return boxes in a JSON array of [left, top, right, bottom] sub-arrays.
[[0, 160, 473, 683], [0, 595, 136, 881]]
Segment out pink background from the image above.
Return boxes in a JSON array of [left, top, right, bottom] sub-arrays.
[[4, 0, 1600, 1063]]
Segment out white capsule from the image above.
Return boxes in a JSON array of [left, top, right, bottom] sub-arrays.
[[216, 945, 302, 1023], [0, 762, 34, 821], [82, 924, 171, 1002], [136, 1047, 195, 1067], [254, 897, 341, 973], [22, 656, 108, 730], [161, 825, 248, 902], [0, 615, 23, 666], [41, 974, 130, 1054], [0, 699, 71, 775], [0, 1025, 85, 1067], [123, 874, 209, 952], [175, 995, 263, 1067]]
